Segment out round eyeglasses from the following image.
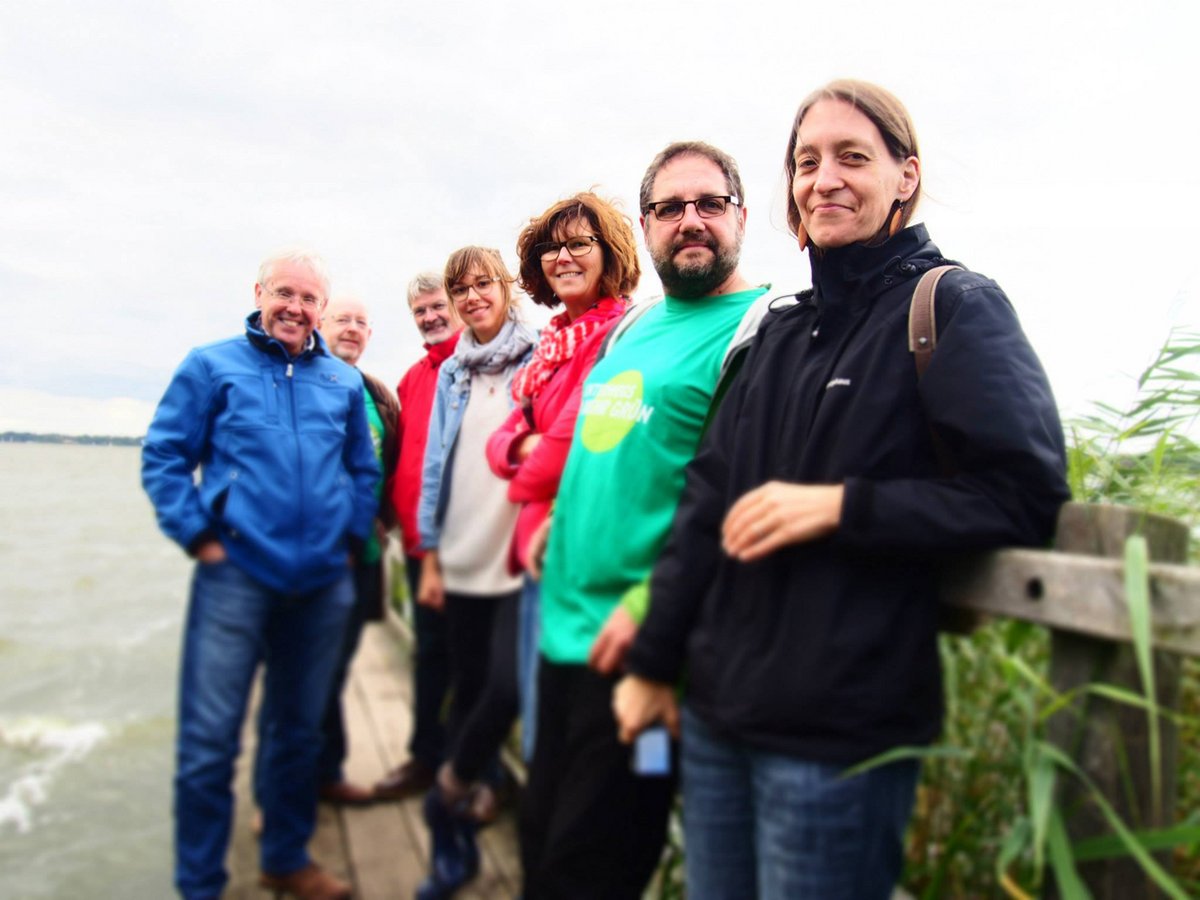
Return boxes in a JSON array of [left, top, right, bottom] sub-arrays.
[[533, 235, 600, 262], [327, 314, 369, 329], [643, 195, 740, 222], [448, 276, 500, 302]]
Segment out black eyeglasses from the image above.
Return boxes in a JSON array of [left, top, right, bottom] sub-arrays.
[[643, 195, 740, 222], [533, 235, 600, 262]]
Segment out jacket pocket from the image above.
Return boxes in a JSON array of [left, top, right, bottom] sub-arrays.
[[260, 370, 281, 423], [211, 470, 244, 542]]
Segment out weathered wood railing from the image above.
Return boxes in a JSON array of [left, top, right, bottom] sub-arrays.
[[939, 501, 1200, 897]]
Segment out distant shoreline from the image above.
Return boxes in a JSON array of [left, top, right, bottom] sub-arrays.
[[1, 431, 142, 446]]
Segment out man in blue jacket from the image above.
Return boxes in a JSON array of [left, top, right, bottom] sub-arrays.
[[142, 248, 379, 900]]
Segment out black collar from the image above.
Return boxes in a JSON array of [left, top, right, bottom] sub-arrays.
[[808, 224, 946, 313]]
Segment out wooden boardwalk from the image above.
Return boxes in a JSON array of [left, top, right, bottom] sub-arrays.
[[223, 618, 522, 899]]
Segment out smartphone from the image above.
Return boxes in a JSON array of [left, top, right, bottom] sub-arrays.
[[632, 724, 671, 776]]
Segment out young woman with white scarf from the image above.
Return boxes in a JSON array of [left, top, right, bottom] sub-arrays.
[[415, 245, 536, 900]]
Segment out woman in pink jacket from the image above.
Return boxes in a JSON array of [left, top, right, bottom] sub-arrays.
[[487, 191, 641, 763]]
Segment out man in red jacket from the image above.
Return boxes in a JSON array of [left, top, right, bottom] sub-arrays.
[[375, 272, 462, 800]]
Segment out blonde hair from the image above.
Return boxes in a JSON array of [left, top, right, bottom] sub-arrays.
[[443, 246, 518, 319]]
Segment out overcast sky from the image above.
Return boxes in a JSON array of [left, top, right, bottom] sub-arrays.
[[1, 0, 1196, 436]]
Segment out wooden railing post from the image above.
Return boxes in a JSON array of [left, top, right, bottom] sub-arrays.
[[1047, 502, 1190, 897]]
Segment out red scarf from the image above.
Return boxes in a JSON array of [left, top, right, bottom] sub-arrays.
[[511, 297, 627, 404]]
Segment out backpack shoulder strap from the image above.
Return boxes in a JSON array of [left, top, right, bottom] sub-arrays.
[[907, 263, 985, 634], [908, 264, 963, 479], [908, 265, 961, 377]]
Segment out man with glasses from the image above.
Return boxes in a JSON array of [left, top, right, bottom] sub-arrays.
[[372, 272, 462, 802], [310, 294, 398, 805], [142, 248, 378, 900], [520, 142, 771, 899]]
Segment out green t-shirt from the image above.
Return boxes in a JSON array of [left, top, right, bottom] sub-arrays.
[[362, 386, 384, 564], [540, 286, 768, 664]]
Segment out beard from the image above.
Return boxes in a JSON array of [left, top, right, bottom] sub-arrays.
[[422, 317, 453, 344], [650, 228, 743, 299]]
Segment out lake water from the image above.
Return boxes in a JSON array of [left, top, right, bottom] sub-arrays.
[[0, 444, 188, 899]]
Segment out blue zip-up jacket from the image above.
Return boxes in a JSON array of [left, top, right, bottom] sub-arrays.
[[142, 312, 381, 593], [417, 347, 532, 551]]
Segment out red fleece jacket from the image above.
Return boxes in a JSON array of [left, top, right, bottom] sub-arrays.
[[486, 302, 624, 572], [392, 331, 461, 557]]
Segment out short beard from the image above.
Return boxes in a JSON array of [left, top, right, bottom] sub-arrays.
[[651, 230, 743, 299], [422, 319, 452, 344]]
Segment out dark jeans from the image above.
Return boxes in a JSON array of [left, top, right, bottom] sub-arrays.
[[681, 706, 919, 900], [407, 554, 450, 769], [315, 562, 376, 783], [442, 587, 520, 782], [519, 660, 676, 900]]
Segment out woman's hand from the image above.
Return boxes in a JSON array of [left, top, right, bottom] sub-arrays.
[[417, 551, 445, 611], [613, 675, 680, 744], [513, 432, 542, 463], [527, 515, 552, 582], [587, 606, 637, 675], [721, 482, 844, 562]]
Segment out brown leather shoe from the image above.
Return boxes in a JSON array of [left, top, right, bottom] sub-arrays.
[[318, 780, 375, 806], [259, 862, 351, 900], [373, 759, 435, 801]]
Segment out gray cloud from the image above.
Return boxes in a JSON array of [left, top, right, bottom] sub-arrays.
[[1, 0, 1197, 435]]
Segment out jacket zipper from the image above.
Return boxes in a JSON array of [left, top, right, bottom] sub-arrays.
[[287, 358, 303, 586]]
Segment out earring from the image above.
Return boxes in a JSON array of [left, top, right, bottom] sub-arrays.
[[796, 223, 809, 251], [887, 200, 905, 238]]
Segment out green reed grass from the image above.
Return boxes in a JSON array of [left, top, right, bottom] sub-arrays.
[[903, 329, 1200, 897]]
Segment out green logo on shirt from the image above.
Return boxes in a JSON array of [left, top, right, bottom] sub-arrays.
[[579, 370, 654, 453]]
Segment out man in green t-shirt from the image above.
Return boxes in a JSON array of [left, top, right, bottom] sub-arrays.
[[521, 142, 770, 899]]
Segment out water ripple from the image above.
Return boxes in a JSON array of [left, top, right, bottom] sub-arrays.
[[0, 718, 109, 834]]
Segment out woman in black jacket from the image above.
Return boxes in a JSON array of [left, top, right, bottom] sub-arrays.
[[614, 79, 1070, 899]]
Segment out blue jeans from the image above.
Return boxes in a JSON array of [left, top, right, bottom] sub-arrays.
[[681, 707, 918, 900], [174, 560, 353, 899]]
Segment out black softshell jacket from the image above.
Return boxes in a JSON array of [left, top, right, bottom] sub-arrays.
[[626, 224, 1070, 764]]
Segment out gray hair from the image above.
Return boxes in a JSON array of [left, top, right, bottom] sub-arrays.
[[638, 141, 745, 214], [257, 247, 331, 298], [406, 271, 445, 307]]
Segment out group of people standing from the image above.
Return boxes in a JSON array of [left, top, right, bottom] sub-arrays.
[[143, 79, 1070, 900]]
